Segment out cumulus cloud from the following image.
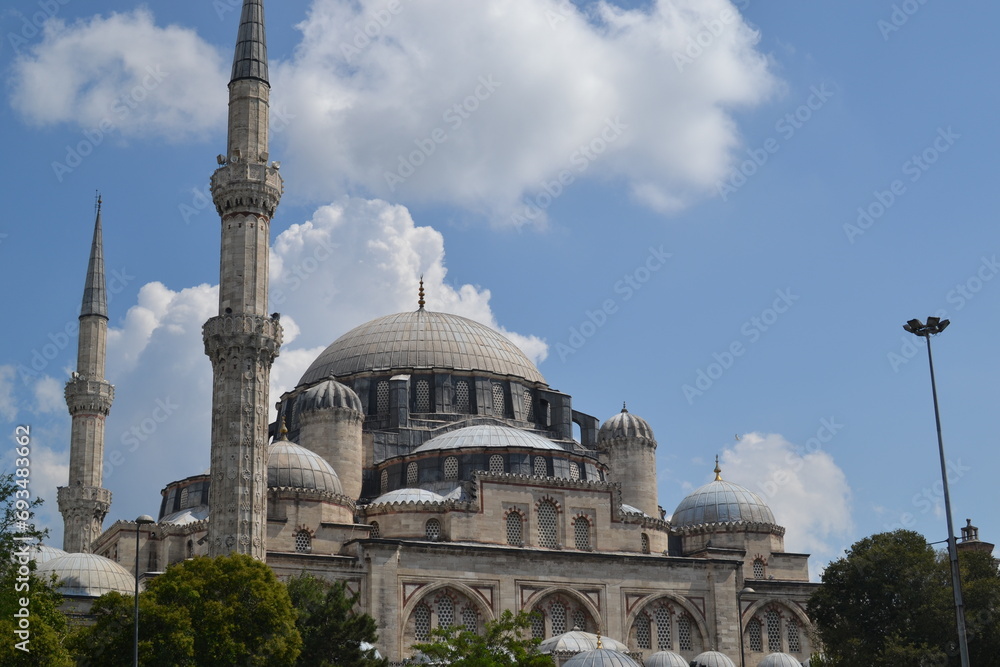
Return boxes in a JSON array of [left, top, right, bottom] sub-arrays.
[[274, 0, 776, 220], [0, 365, 17, 421], [8, 8, 226, 140], [31, 375, 65, 414]]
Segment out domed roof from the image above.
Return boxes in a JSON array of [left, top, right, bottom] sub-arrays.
[[160, 506, 209, 525], [370, 488, 446, 504], [299, 378, 363, 413], [37, 553, 136, 597], [299, 309, 546, 386], [645, 652, 688, 667], [759, 653, 803, 667], [539, 631, 629, 654], [28, 544, 67, 564], [671, 464, 775, 529], [413, 424, 563, 453], [690, 651, 737, 667], [268, 437, 343, 495], [562, 648, 642, 667], [598, 405, 655, 442]]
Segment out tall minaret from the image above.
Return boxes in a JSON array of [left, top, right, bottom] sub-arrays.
[[203, 0, 283, 559], [58, 198, 114, 553]]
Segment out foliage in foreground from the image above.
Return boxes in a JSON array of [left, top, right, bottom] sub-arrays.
[[413, 609, 555, 667]]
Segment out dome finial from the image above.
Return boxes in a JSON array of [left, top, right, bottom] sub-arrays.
[[596, 632, 603, 649], [418, 275, 425, 310], [714, 455, 722, 481], [621, 401, 628, 413], [279, 416, 289, 440]]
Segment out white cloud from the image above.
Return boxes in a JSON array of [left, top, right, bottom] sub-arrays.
[[9, 9, 226, 140], [31, 375, 64, 414], [0, 365, 17, 421]]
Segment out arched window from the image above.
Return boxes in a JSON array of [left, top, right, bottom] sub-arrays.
[[406, 462, 418, 486], [531, 610, 545, 639], [533, 456, 548, 477], [523, 390, 534, 421], [538, 501, 557, 548], [444, 456, 459, 480], [748, 617, 763, 652], [641, 533, 650, 554], [572, 609, 587, 632], [787, 619, 801, 653], [506, 512, 523, 545], [678, 615, 692, 651], [753, 557, 765, 579], [489, 454, 504, 474], [655, 607, 671, 650], [414, 604, 431, 642], [380, 469, 388, 494], [147, 549, 158, 572], [186, 540, 194, 558], [376, 380, 389, 416], [635, 614, 652, 649], [574, 516, 591, 550], [425, 518, 441, 541], [550, 602, 567, 636], [569, 461, 580, 480], [766, 610, 782, 652], [462, 607, 479, 634], [455, 380, 470, 413], [369, 521, 380, 538], [415, 379, 431, 412], [492, 383, 506, 416], [294, 530, 312, 554], [436, 596, 454, 628]]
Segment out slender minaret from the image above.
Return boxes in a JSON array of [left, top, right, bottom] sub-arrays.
[[58, 197, 114, 553], [203, 0, 283, 559]]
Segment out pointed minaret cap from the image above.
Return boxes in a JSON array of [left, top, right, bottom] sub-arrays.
[[81, 195, 108, 320], [231, 0, 269, 83], [714, 455, 722, 481]]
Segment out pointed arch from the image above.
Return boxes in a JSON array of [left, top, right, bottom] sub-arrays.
[[623, 592, 711, 653]]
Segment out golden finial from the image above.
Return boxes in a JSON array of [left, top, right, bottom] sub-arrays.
[[714, 455, 722, 481], [596, 632, 603, 649], [279, 416, 289, 440], [418, 275, 425, 310]]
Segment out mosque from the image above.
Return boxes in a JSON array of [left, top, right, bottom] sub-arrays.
[[36, 2, 823, 665]]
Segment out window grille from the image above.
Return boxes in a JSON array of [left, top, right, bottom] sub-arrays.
[[551, 603, 566, 636], [462, 607, 479, 634], [748, 618, 762, 652], [369, 521, 380, 538], [534, 456, 548, 477], [574, 517, 590, 550], [573, 609, 587, 632], [416, 379, 430, 412], [506, 512, 522, 545], [444, 456, 458, 480], [489, 454, 504, 474], [655, 607, 671, 649], [569, 461, 580, 480], [455, 380, 470, 413], [635, 614, 652, 649], [179, 486, 190, 508], [641, 533, 650, 554], [376, 380, 389, 416], [753, 558, 765, 579], [523, 390, 534, 420], [407, 462, 418, 486], [294, 530, 311, 553], [437, 596, 454, 628], [147, 550, 157, 572], [538, 501, 557, 548], [678, 615, 692, 651], [380, 469, 388, 494], [492, 383, 505, 416], [186, 540, 194, 558], [531, 611, 545, 639], [766, 610, 781, 652], [546, 403, 552, 426], [414, 604, 431, 641], [787, 619, 801, 653], [425, 519, 441, 541]]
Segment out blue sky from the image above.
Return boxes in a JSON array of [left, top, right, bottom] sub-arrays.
[[1, 0, 997, 578]]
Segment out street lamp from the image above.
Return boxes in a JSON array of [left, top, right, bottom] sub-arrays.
[[902, 317, 969, 667], [133, 514, 155, 667], [737, 586, 755, 667]]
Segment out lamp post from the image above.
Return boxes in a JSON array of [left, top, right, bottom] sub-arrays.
[[133, 514, 155, 667], [737, 586, 755, 667], [902, 317, 970, 667]]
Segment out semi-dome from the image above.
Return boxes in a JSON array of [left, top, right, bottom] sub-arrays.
[[598, 405, 655, 442], [671, 464, 775, 529], [369, 488, 447, 504], [413, 424, 563, 453], [645, 651, 688, 667], [37, 553, 136, 597], [299, 378, 363, 413], [268, 437, 343, 495], [690, 651, 737, 667], [299, 309, 545, 385], [562, 648, 642, 667], [759, 653, 803, 667], [539, 631, 629, 654]]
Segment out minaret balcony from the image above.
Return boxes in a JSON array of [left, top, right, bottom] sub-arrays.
[[64, 377, 114, 416], [203, 313, 283, 363], [211, 161, 283, 218]]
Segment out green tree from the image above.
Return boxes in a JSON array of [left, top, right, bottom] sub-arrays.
[[285, 573, 387, 667], [412, 609, 555, 667], [70, 553, 302, 666], [0, 471, 73, 666], [808, 529, 1000, 666]]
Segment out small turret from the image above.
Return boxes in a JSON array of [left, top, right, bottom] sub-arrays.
[[597, 403, 658, 518], [297, 380, 365, 501]]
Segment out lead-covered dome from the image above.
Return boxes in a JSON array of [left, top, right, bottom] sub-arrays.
[[759, 653, 803, 667], [413, 424, 563, 453], [690, 651, 737, 667], [562, 648, 642, 667], [268, 437, 343, 495], [539, 631, 630, 655], [299, 309, 545, 385], [671, 465, 775, 529], [645, 651, 688, 667], [299, 378, 363, 413], [598, 405, 655, 442], [37, 553, 136, 597]]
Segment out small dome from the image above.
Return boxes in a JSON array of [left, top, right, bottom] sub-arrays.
[[759, 653, 803, 667], [268, 438, 343, 495], [539, 631, 629, 655], [671, 465, 775, 529], [620, 504, 650, 518], [299, 379, 363, 413], [690, 651, 737, 667], [37, 553, 136, 597], [370, 488, 446, 504], [413, 424, 563, 453], [598, 404, 655, 442], [645, 652, 688, 667], [562, 648, 642, 667], [28, 544, 67, 564]]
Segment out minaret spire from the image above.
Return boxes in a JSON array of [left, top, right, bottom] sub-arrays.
[[204, 0, 283, 559], [58, 200, 114, 553]]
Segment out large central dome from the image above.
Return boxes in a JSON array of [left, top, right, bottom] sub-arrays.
[[299, 309, 545, 385]]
